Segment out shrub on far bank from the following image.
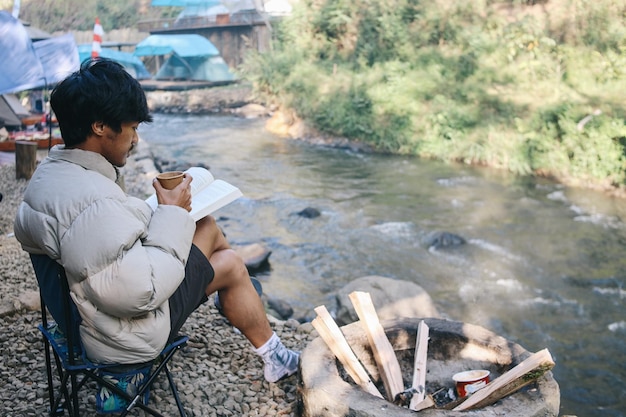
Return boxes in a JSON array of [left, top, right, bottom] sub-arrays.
[[239, 0, 626, 190]]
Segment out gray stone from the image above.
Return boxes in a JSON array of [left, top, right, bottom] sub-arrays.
[[0, 299, 18, 317], [18, 290, 40, 311], [335, 276, 441, 326], [267, 296, 294, 320], [235, 103, 270, 118], [234, 242, 271, 271]]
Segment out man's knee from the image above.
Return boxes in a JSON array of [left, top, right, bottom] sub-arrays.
[[215, 248, 248, 282], [226, 249, 248, 278], [194, 215, 229, 255], [196, 215, 219, 233]]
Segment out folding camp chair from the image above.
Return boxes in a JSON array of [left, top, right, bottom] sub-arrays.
[[31, 254, 189, 417]]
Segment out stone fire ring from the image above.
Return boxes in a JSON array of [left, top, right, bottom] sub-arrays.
[[296, 317, 560, 417]]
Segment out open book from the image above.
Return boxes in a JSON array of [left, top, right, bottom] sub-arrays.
[[145, 167, 243, 222]]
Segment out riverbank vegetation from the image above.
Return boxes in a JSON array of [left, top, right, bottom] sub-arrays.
[[240, 0, 626, 190], [1, 0, 179, 32]]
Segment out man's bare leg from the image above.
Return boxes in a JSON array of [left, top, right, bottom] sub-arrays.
[[192, 216, 271, 347], [207, 249, 272, 347], [192, 216, 299, 382]]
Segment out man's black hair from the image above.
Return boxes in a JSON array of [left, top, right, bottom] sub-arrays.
[[50, 58, 153, 147]]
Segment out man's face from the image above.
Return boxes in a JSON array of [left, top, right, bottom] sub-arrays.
[[101, 122, 139, 167]]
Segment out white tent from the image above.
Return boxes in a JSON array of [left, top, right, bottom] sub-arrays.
[[0, 94, 30, 127]]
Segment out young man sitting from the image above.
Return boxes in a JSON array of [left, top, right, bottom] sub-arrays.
[[13, 58, 299, 384]]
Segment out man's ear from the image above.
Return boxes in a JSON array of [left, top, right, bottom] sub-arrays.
[[91, 121, 106, 137]]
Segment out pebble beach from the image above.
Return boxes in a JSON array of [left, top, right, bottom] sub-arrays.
[[0, 146, 316, 417]]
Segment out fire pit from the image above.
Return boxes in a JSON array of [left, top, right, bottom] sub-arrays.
[[296, 317, 560, 417]]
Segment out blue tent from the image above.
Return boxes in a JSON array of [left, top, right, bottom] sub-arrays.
[[78, 45, 151, 80], [0, 11, 79, 95], [134, 34, 235, 82], [134, 34, 220, 58]]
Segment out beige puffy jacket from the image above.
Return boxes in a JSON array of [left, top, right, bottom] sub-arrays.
[[14, 146, 196, 363]]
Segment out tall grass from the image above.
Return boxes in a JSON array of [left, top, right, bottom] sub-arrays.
[[239, 0, 626, 188]]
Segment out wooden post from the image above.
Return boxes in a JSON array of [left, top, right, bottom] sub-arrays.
[[349, 291, 404, 402], [312, 305, 384, 398], [15, 141, 38, 180]]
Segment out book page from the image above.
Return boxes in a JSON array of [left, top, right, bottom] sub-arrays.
[[185, 166, 215, 195], [189, 179, 243, 221]]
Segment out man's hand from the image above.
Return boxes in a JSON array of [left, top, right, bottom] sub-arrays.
[[153, 173, 193, 212]]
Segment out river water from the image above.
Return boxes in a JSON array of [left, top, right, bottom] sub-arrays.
[[139, 113, 626, 417]]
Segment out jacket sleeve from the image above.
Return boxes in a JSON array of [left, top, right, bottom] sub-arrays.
[[63, 197, 196, 318]]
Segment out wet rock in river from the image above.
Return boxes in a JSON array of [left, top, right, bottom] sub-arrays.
[[267, 296, 294, 320], [295, 207, 321, 219], [425, 231, 466, 250]]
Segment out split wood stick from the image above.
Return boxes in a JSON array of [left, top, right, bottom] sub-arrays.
[[348, 291, 404, 402], [454, 348, 555, 411], [409, 320, 430, 411], [312, 306, 383, 398], [411, 396, 436, 412]]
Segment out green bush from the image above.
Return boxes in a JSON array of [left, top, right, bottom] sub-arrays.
[[523, 105, 626, 184]]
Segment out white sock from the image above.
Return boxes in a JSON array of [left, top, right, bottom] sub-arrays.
[[253, 331, 300, 382], [253, 331, 280, 358]]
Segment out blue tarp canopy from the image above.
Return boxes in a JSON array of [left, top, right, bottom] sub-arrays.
[[78, 45, 151, 79], [0, 11, 79, 95], [0, 11, 45, 94], [34, 34, 81, 85], [134, 34, 220, 58]]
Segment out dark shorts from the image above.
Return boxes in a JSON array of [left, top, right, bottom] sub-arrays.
[[168, 244, 214, 341]]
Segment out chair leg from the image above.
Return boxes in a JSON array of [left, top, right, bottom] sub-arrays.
[[165, 365, 186, 417], [44, 337, 74, 417], [48, 350, 92, 417], [43, 336, 65, 417], [70, 373, 80, 416], [43, 336, 55, 414], [51, 371, 72, 417]]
